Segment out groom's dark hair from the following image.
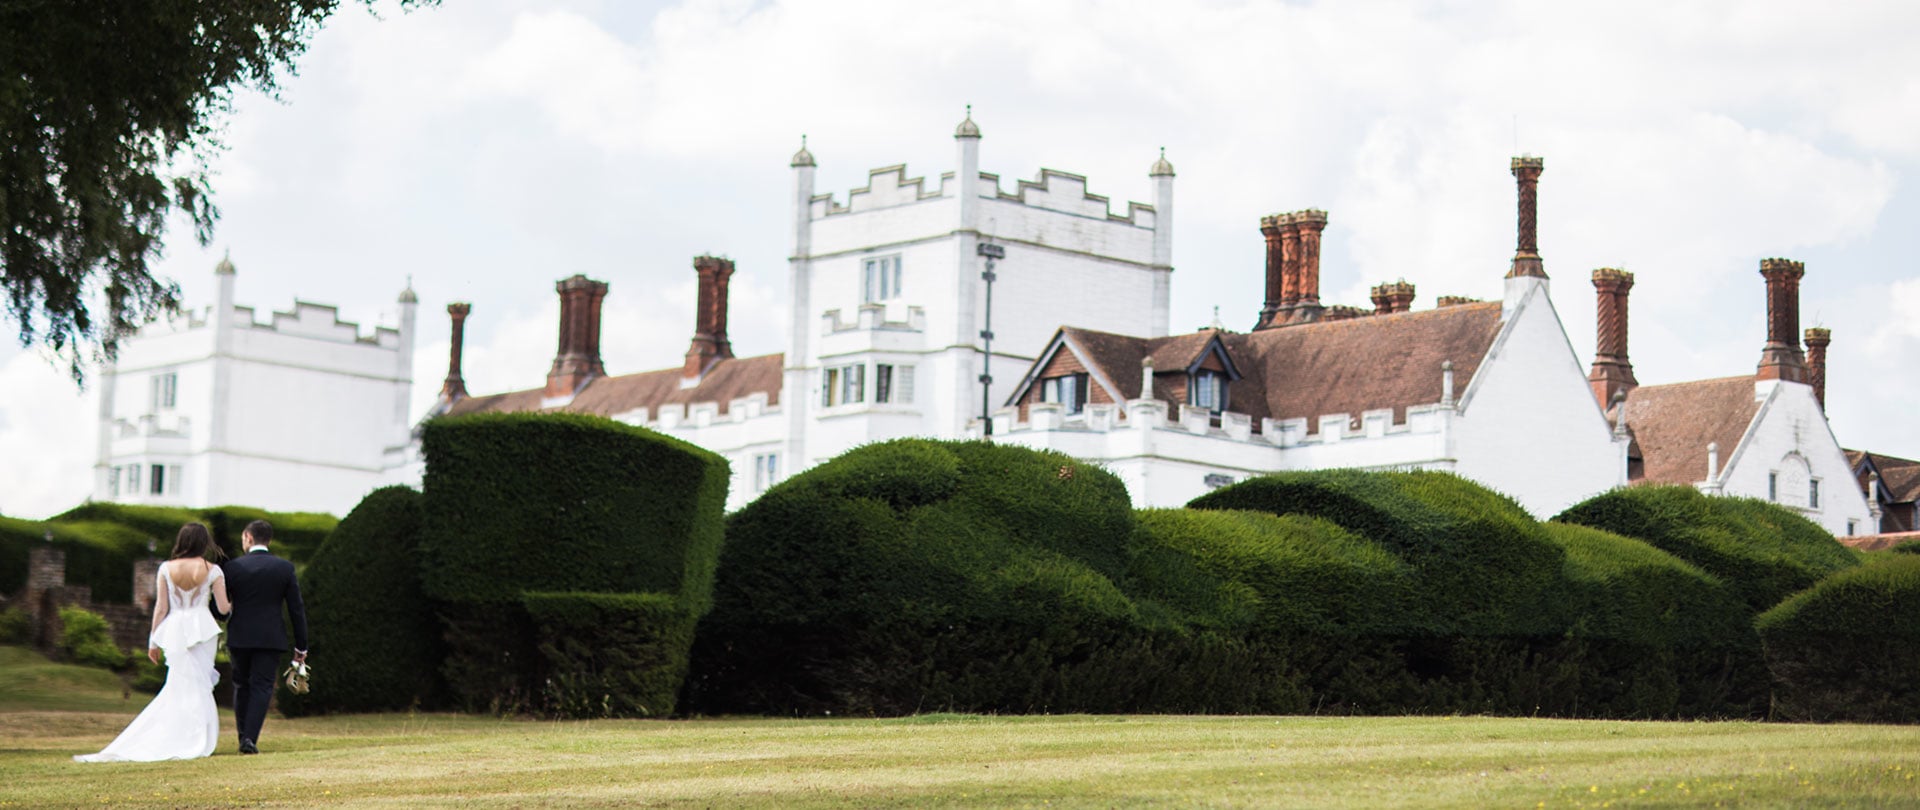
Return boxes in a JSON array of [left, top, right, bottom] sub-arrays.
[[244, 520, 274, 545]]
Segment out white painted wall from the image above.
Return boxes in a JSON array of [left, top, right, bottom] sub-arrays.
[[1452, 277, 1628, 517], [1715, 380, 1873, 536], [94, 265, 416, 516]]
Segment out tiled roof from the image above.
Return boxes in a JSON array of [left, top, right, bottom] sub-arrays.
[[1881, 465, 1920, 504], [446, 353, 784, 419], [1054, 301, 1503, 425], [1838, 530, 1920, 551], [1619, 376, 1760, 486]]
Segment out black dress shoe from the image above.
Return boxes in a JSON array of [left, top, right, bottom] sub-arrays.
[[239, 739, 258, 755]]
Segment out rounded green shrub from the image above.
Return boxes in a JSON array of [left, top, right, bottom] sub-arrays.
[[419, 412, 729, 714], [57, 606, 127, 669], [1555, 486, 1856, 613], [1129, 508, 1409, 635], [1892, 540, 1920, 555], [277, 486, 441, 716], [1544, 523, 1748, 647], [690, 439, 1144, 715], [0, 606, 31, 644], [1756, 555, 1920, 722], [1188, 470, 1566, 636], [523, 591, 695, 718]]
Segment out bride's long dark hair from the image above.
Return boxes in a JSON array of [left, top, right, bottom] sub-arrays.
[[171, 523, 223, 562]]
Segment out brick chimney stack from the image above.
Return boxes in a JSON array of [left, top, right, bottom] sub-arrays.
[[1804, 327, 1831, 411], [441, 303, 471, 402], [684, 255, 736, 380], [1279, 215, 1303, 318], [1507, 157, 1547, 279], [1588, 268, 1638, 408], [546, 275, 609, 399], [1383, 280, 1414, 313], [1370, 283, 1393, 315], [1257, 214, 1288, 329], [1290, 210, 1328, 322], [1755, 258, 1808, 383]]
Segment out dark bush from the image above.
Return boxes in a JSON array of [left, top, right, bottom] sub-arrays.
[[0, 606, 30, 644], [0, 517, 148, 603], [1892, 540, 1920, 555], [278, 486, 441, 716], [57, 606, 127, 669], [52, 503, 336, 564], [690, 439, 1142, 715], [1188, 470, 1566, 636], [419, 412, 729, 714], [1544, 523, 1748, 648], [523, 591, 696, 718], [1556, 486, 1856, 613], [1756, 555, 1920, 723]]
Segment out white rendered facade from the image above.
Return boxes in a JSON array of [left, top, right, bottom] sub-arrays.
[[780, 119, 1173, 474], [994, 275, 1630, 518], [1698, 380, 1872, 536], [93, 257, 418, 515]]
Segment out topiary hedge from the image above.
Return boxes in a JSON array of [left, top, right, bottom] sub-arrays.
[[277, 486, 441, 717], [1544, 523, 1748, 648], [51, 503, 337, 565], [523, 591, 695, 718], [1187, 470, 1566, 637], [1755, 555, 1920, 723], [419, 412, 729, 715], [1555, 486, 1857, 613], [0, 517, 149, 603], [690, 438, 1154, 716]]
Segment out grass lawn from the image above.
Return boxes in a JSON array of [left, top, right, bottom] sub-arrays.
[[3, 647, 1917, 808]]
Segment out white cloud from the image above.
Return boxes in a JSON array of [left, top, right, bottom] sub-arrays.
[[0, 349, 94, 519]]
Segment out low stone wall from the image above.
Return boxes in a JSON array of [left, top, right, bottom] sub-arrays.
[[19, 547, 162, 652]]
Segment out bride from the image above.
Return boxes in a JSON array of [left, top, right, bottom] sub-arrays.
[[76, 523, 232, 762]]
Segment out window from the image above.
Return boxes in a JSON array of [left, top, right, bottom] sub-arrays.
[[1809, 479, 1820, 509], [875, 364, 914, 404], [107, 467, 121, 498], [1847, 520, 1858, 536], [752, 453, 779, 492], [125, 465, 142, 496], [821, 363, 865, 407], [1190, 370, 1228, 412], [149, 464, 167, 496], [1040, 373, 1089, 414], [1768, 472, 1778, 502], [151, 372, 177, 411], [862, 255, 903, 302]]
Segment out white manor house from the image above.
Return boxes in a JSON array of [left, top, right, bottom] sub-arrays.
[[437, 113, 1648, 521], [92, 254, 419, 514], [99, 111, 1867, 533]]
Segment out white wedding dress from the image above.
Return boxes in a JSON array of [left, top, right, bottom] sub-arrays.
[[75, 562, 223, 763]]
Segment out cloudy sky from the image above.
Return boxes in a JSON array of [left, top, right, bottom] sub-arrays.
[[3, 0, 1917, 518]]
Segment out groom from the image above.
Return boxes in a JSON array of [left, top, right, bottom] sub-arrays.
[[222, 520, 308, 755]]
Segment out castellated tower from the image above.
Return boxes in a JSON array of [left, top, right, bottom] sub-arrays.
[[782, 111, 1173, 469]]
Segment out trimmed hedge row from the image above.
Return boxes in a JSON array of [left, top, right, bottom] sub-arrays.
[[1554, 486, 1856, 613], [1187, 470, 1567, 637], [419, 412, 729, 716], [0, 516, 149, 603], [278, 486, 441, 717], [54, 503, 335, 564], [524, 591, 695, 718], [1755, 555, 1920, 723]]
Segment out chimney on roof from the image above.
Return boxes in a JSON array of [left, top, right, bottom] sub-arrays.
[[1755, 258, 1808, 383], [1257, 214, 1288, 329], [1290, 210, 1328, 322], [1804, 327, 1831, 411], [1279, 214, 1303, 319], [1436, 295, 1480, 308], [1588, 268, 1638, 408], [546, 274, 609, 399], [442, 303, 471, 402], [684, 255, 736, 381], [1507, 157, 1547, 279], [1370, 283, 1393, 315], [1384, 281, 1414, 313]]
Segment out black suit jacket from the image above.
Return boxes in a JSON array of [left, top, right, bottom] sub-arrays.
[[222, 550, 309, 652]]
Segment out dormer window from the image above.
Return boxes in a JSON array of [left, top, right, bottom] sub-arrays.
[[1040, 373, 1089, 414], [863, 255, 902, 302], [1190, 370, 1228, 413]]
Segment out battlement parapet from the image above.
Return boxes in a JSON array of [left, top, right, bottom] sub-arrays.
[[811, 163, 1157, 227]]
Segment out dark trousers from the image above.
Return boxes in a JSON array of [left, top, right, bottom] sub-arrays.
[[229, 648, 282, 743]]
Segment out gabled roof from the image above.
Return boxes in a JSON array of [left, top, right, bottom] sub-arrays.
[[1024, 302, 1503, 424], [1619, 376, 1760, 486], [447, 353, 784, 419], [1845, 449, 1920, 503]]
